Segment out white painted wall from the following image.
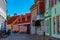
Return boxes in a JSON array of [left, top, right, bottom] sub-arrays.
[[31, 7, 37, 35], [0, 0, 7, 30], [51, 2, 60, 38], [0, 16, 5, 30], [0, 0, 7, 20], [37, 27, 43, 35], [30, 26, 35, 34]]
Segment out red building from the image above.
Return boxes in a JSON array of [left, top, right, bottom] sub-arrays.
[[18, 13, 31, 33], [7, 13, 31, 33], [31, 0, 46, 23]]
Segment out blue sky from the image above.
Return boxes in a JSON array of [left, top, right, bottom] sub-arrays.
[[7, 0, 34, 16]]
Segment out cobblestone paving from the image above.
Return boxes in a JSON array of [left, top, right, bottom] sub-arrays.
[[0, 33, 60, 40], [0, 33, 33, 40]]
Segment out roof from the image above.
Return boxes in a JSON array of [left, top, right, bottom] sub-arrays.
[[26, 13, 31, 16], [7, 13, 31, 25], [30, 4, 36, 10], [7, 16, 20, 24]]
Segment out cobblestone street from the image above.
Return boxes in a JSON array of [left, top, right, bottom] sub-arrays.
[[0, 33, 60, 40], [0, 33, 32, 40]]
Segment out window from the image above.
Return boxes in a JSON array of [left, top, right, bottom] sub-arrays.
[[44, 20, 49, 33], [1, 23, 2, 29], [46, 0, 49, 9], [23, 18, 24, 21], [25, 16, 27, 21], [3, 21, 6, 30], [53, 16, 60, 34], [46, 12, 48, 14], [56, 16, 60, 34], [56, 0, 58, 3], [41, 21, 44, 26], [53, 17, 56, 34], [55, 8, 56, 14], [27, 16, 29, 20], [59, 16, 60, 34]]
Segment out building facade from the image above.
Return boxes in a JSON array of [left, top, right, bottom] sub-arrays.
[[0, 0, 7, 31], [44, 0, 60, 38], [51, 1, 60, 38], [7, 13, 31, 33], [18, 13, 31, 33], [30, 0, 46, 35], [30, 0, 60, 38], [44, 8, 52, 36]]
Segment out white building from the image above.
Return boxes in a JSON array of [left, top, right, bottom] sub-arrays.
[[0, 0, 7, 31]]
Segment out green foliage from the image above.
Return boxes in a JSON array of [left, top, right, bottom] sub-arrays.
[[7, 15, 11, 20]]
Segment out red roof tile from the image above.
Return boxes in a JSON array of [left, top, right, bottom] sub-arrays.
[[7, 16, 20, 24]]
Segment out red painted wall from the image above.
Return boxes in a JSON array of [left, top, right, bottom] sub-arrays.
[[25, 14, 31, 23], [19, 13, 31, 24]]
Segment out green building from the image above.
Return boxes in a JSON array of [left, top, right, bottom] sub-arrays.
[[44, 2, 60, 38], [44, 8, 52, 36], [51, 2, 60, 38]]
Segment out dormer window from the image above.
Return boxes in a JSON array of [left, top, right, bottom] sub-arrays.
[[25, 16, 27, 21]]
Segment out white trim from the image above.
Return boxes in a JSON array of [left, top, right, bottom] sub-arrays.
[[18, 23, 31, 25]]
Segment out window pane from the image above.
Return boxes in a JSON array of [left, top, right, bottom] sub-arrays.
[[46, 0, 49, 9], [59, 16, 60, 34], [55, 8, 56, 14], [56, 16, 60, 34], [53, 17, 55, 34]]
